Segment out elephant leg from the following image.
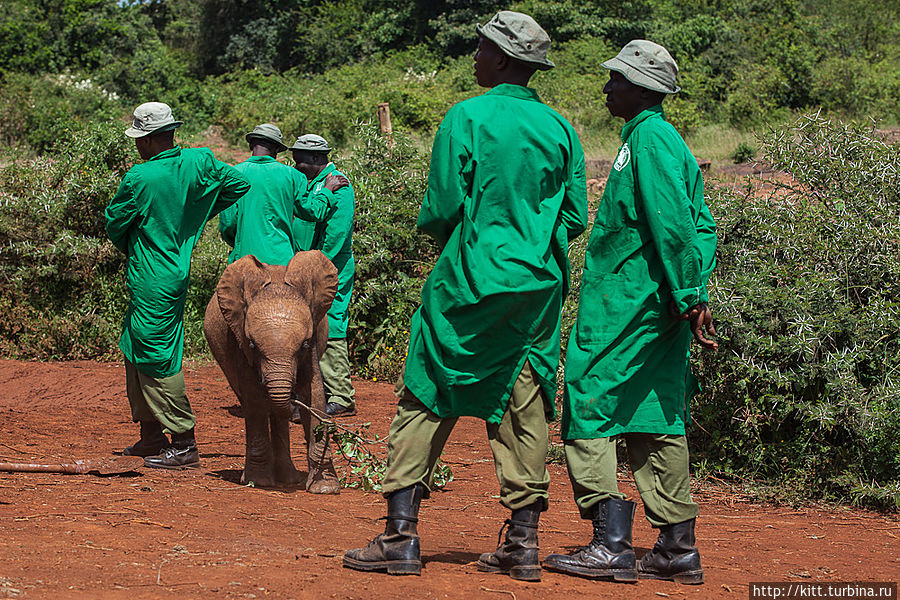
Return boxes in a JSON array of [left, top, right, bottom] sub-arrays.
[[303, 406, 340, 494], [241, 408, 276, 488], [270, 414, 301, 486]]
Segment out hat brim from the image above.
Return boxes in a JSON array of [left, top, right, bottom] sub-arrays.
[[288, 145, 331, 153], [475, 25, 555, 71], [125, 121, 183, 138], [602, 58, 680, 94], [246, 133, 288, 152]]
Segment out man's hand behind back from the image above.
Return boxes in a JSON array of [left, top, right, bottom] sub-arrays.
[[669, 301, 718, 350]]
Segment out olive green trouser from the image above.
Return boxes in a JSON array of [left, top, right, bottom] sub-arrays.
[[565, 433, 699, 528], [382, 362, 550, 511], [125, 361, 196, 435], [319, 338, 355, 409]]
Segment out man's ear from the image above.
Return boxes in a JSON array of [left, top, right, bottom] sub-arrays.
[[496, 51, 509, 71]]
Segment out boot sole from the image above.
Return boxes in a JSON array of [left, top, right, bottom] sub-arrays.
[[639, 569, 704, 585], [326, 408, 357, 418], [121, 445, 171, 457], [142, 460, 201, 470], [342, 556, 421, 575], [476, 560, 541, 582], [543, 562, 638, 582]]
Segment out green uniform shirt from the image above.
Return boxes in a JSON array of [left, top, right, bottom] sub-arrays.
[[292, 163, 355, 338], [105, 146, 251, 378], [403, 83, 588, 424], [562, 106, 717, 439], [218, 156, 329, 266]]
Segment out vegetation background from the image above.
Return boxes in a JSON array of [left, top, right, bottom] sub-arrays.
[[0, 0, 898, 508]]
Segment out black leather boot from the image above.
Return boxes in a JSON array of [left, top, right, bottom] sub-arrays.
[[122, 421, 170, 457], [144, 427, 200, 469], [343, 484, 424, 575], [638, 518, 704, 584], [476, 501, 542, 581], [543, 498, 638, 582]]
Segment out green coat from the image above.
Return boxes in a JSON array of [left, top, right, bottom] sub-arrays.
[[292, 163, 355, 339], [219, 156, 329, 266], [562, 106, 717, 440], [105, 147, 250, 378], [404, 84, 588, 424]]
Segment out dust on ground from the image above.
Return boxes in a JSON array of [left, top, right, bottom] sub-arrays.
[[0, 360, 897, 599]]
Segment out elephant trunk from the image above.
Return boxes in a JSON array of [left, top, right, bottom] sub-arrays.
[[261, 362, 295, 419], [267, 382, 294, 419]]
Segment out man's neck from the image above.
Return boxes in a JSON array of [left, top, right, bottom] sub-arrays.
[[621, 102, 659, 123], [308, 163, 328, 180], [492, 74, 532, 88], [251, 147, 276, 158]]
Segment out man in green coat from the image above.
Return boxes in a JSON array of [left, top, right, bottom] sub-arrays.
[[105, 102, 251, 469], [290, 134, 357, 418], [543, 41, 717, 585], [218, 124, 347, 267], [344, 11, 587, 581]]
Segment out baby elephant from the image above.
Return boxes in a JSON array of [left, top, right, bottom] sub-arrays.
[[204, 251, 340, 493]]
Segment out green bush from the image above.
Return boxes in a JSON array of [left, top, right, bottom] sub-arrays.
[[204, 48, 469, 150], [694, 112, 900, 509], [729, 141, 756, 163], [0, 121, 134, 359], [0, 72, 122, 153], [339, 123, 437, 380]]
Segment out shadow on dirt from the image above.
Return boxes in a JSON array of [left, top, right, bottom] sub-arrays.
[[207, 468, 306, 494], [424, 550, 482, 566], [223, 404, 243, 418]]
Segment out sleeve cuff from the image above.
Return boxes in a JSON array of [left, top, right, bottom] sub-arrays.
[[671, 285, 708, 314]]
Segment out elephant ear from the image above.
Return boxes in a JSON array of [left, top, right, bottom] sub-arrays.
[[285, 250, 338, 325], [216, 255, 271, 357]]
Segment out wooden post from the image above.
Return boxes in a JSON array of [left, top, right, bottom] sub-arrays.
[[377, 102, 393, 136]]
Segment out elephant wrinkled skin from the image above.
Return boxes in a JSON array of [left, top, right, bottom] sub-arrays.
[[204, 251, 340, 493]]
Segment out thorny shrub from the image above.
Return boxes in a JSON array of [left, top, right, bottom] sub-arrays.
[[339, 123, 438, 381], [693, 112, 900, 509]]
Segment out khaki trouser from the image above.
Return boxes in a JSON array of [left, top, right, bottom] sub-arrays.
[[565, 433, 699, 527], [319, 338, 355, 409], [125, 361, 196, 435], [383, 362, 550, 511]]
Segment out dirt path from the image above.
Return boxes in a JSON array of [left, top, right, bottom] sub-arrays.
[[0, 360, 897, 599]]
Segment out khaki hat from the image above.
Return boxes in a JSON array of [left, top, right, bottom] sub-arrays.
[[602, 40, 680, 94], [246, 123, 287, 152], [288, 134, 331, 153], [125, 102, 183, 138], [476, 11, 555, 71]]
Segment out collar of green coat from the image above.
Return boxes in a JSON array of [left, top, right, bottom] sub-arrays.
[[148, 146, 181, 161], [245, 155, 277, 164], [308, 162, 336, 188], [620, 104, 665, 141], [485, 83, 541, 102]]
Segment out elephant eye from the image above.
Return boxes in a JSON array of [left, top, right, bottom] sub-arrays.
[[301, 340, 310, 350], [248, 340, 256, 350]]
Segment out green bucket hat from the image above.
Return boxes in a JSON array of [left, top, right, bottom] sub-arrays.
[[475, 10, 555, 71], [125, 102, 183, 138], [288, 134, 331, 153], [602, 40, 680, 94], [246, 123, 288, 152]]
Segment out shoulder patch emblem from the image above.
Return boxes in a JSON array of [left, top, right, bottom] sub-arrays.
[[613, 143, 631, 172]]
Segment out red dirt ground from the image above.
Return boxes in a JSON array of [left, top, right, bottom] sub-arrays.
[[1, 359, 897, 599]]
